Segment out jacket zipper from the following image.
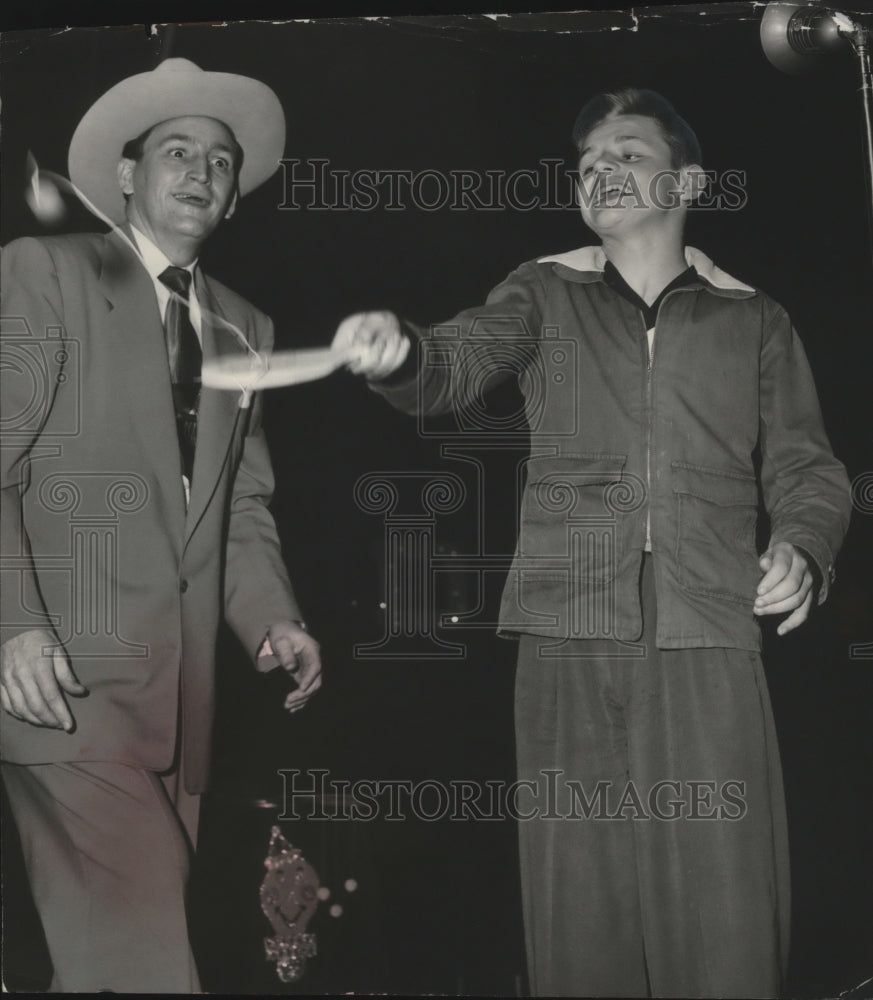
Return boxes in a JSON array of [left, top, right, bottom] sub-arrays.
[[645, 315, 654, 550], [644, 288, 694, 553]]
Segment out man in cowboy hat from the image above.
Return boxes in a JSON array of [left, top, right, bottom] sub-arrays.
[[0, 58, 320, 992]]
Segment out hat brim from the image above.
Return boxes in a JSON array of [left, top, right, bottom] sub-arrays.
[[69, 59, 285, 225]]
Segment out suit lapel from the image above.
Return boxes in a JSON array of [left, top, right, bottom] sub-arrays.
[[183, 270, 247, 544], [98, 230, 187, 543]]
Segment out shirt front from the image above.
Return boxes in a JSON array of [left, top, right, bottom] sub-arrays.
[[129, 226, 203, 339], [129, 226, 203, 507], [603, 260, 698, 362]]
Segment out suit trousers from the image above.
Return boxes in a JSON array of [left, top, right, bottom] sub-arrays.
[[515, 555, 790, 998], [2, 757, 201, 993]]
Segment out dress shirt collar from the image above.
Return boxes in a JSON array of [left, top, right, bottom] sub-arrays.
[[129, 225, 197, 289]]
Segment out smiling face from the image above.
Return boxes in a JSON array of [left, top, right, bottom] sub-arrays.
[[577, 113, 695, 238], [117, 116, 240, 261]]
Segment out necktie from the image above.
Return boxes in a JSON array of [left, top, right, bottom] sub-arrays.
[[158, 266, 201, 484]]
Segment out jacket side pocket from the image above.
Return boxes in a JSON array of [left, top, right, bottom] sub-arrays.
[[673, 462, 759, 605]]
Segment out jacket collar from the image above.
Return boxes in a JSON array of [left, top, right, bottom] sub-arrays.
[[97, 228, 187, 543], [537, 245, 757, 299]]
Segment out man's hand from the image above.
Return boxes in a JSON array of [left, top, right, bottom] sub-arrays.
[[333, 311, 410, 380], [0, 629, 86, 730], [265, 621, 322, 713], [754, 542, 814, 636]]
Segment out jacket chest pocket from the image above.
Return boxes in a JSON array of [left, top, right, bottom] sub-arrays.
[[672, 462, 759, 604], [519, 454, 632, 585]]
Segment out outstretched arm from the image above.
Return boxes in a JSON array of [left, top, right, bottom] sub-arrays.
[[332, 259, 546, 417]]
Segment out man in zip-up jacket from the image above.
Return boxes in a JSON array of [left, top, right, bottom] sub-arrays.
[[333, 89, 851, 997]]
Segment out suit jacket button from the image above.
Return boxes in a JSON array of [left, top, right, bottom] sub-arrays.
[[180, 579, 189, 594]]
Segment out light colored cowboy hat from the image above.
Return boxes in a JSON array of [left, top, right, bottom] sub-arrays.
[[68, 57, 285, 225]]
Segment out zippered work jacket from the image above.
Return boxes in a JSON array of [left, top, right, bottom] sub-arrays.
[[372, 246, 852, 650]]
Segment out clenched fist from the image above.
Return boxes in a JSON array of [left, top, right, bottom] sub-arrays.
[[333, 311, 411, 380]]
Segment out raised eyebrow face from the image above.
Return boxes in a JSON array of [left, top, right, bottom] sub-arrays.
[[157, 133, 238, 166]]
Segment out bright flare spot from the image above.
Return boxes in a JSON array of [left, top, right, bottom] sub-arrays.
[[25, 154, 66, 224]]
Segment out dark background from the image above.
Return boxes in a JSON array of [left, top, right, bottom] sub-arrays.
[[2, 3, 872, 995]]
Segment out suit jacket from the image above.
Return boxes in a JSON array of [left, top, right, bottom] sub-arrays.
[[1, 230, 300, 792]]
